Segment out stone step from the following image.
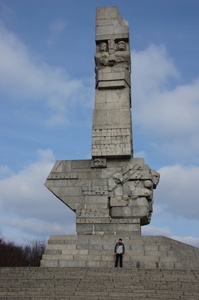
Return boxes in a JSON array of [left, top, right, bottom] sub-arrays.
[[0, 267, 199, 299]]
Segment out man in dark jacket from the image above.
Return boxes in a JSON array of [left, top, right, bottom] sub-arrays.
[[114, 238, 125, 268]]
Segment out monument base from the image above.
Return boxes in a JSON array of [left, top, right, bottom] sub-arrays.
[[76, 218, 141, 235], [41, 235, 199, 270]]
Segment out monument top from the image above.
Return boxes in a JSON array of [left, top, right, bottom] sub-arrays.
[[96, 6, 129, 41]]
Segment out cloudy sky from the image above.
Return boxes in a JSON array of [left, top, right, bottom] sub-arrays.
[[0, 0, 199, 247]]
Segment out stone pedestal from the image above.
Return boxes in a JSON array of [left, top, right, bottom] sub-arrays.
[[41, 235, 199, 270]]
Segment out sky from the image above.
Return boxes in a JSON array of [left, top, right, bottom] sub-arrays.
[[0, 0, 199, 248]]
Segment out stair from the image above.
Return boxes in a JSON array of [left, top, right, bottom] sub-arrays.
[[0, 267, 199, 299], [41, 235, 199, 270]]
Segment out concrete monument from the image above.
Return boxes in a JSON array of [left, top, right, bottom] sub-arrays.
[[41, 7, 199, 270], [45, 6, 159, 236]]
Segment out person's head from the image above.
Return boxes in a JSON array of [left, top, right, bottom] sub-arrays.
[[119, 238, 122, 243], [99, 42, 108, 52], [117, 41, 126, 51]]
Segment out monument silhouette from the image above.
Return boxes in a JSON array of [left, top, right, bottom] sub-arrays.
[[41, 7, 199, 269], [45, 6, 159, 236]]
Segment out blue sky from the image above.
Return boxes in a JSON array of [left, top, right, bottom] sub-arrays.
[[0, 0, 199, 247]]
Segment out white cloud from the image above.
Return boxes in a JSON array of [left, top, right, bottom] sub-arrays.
[[0, 165, 13, 179], [156, 164, 199, 220], [0, 24, 93, 125], [46, 18, 67, 46], [142, 225, 199, 248], [0, 149, 76, 244], [132, 44, 199, 160], [132, 44, 179, 97], [171, 235, 199, 248]]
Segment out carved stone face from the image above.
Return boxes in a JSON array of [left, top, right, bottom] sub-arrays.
[[117, 41, 126, 51], [99, 42, 108, 52]]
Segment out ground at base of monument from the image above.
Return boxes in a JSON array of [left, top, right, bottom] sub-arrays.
[[1, 266, 199, 299]]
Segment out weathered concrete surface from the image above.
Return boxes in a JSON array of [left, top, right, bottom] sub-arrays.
[[93, 6, 132, 157], [45, 7, 160, 235]]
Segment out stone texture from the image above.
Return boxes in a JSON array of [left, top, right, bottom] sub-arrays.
[[44, 7, 160, 235], [45, 156, 159, 234], [93, 7, 132, 157], [41, 235, 199, 270], [1, 266, 199, 299]]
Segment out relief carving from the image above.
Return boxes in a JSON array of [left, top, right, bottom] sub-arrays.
[[95, 42, 112, 71], [108, 163, 160, 223], [82, 186, 109, 196], [95, 40, 131, 73], [114, 41, 131, 72], [91, 157, 107, 168]]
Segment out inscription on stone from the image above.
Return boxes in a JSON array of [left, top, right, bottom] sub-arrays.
[[48, 173, 78, 180], [91, 157, 107, 168], [82, 186, 109, 196]]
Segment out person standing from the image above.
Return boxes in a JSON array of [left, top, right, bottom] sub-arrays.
[[114, 238, 125, 268]]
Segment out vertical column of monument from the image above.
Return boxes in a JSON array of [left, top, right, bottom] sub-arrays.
[[92, 7, 133, 158]]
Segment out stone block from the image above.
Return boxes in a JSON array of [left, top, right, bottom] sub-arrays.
[[101, 254, 114, 262], [64, 249, 88, 255], [87, 261, 108, 267], [45, 249, 62, 255], [51, 186, 82, 197], [62, 161, 72, 172], [96, 7, 123, 21], [144, 245, 159, 251], [58, 260, 87, 267], [143, 261, 158, 269], [129, 250, 145, 256], [84, 195, 108, 204], [41, 260, 58, 267], [95, 88, 130, 108], [71, 160, 91, 169], [98, 80, 127, 89], [52, 244, 76, 250], [50, 160, 64, 172], [158, 261, 175, 269], [96, 25, 114, 36], [76, 224, 94, 235]]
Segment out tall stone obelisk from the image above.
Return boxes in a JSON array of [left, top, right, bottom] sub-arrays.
[[92, 7, 132, 158], [45, 6, 159, 236]]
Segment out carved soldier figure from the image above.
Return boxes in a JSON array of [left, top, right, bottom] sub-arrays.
[[114, 40, 131, 72], [95, 42, 110, 70]]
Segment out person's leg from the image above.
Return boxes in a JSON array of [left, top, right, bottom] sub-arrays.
[[115, 254, 119, 267], [120, 254, 123, 268]]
